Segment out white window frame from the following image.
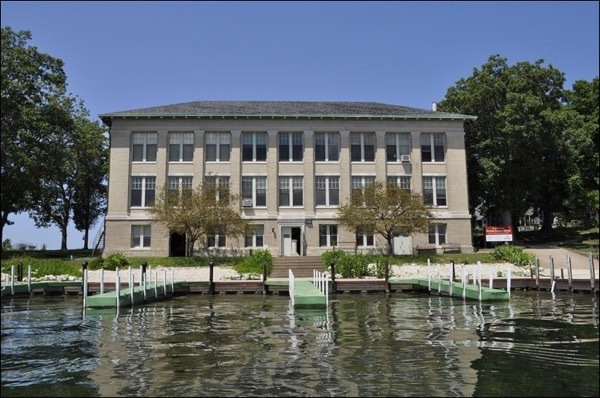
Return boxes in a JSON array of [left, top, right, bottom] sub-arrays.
[[319, 224, 338, 247], [278, 176, 303, 207], [278, 132, 304, 162], [131, 176, 156, 207], [132, 132, 157, 162], [131, 225, 151, 248], [386, 133, 410, 162], [242, 132, 267, 162], [205, 132, 231, 162], [350, 132, 375, 162], [168, 176, 193, 195], [168, 132, 194, 162], [245, 225, 265, 248], [315, 176, 340, 206], [387, 176, 411, 192], [241, 176, 267, 208], [421, 133, 446, 163], [429, 224, 447, 246], [423, 176, 447, 207], [314, 132, 340, 162]]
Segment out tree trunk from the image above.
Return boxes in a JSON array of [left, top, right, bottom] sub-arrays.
[[61, 225, 68, 251], [540, 209, 554, 232], [386, 234, 394, 255], [186, 238, 195, 257], [83, 226, 89, 250]]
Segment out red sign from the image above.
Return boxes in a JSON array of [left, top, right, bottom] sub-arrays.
[[485, 226, 513, 242]]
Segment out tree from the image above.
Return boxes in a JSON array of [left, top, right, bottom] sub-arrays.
[[72, 116, 109, 249], [1, 26, 69, 245], [147, 182, 251, 256], [337, 181, 433, 255], [562, 78, 599, 226], [439, 55, 569, 233]]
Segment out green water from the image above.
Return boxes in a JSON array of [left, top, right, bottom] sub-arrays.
[[1, 292, 598, 397]]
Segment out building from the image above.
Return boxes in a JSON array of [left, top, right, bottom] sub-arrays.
[[99, 101, 475, 257]]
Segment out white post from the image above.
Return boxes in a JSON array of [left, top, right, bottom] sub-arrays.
[[477, 261, 482, 288], [448, 263, 453, 297], [163, 270, 167, 296], [437, 265, 441, 295], [139, 265, 143, 288], [551, 277, 556, 293], [10, 264, 15, 296], [128, 266, 132, 291], [171, 269, 175, 294], [116, 266, 119, 279], [83, 269, 88, 310], [289, 269, 295, 306], [100, 268, 105, 294], [589, 253, 596, 290], [489, 265, 494, 289], [325, 275, 329, 307], [142, 273, 146, 301], [427, 259, 431, 291], [130, 274, 135, 307], [462, 266, 466, 300], [567, 255, 573, 291], [549, 255, 555, 281], [116, 275, 121, 308], [507, 267, 512, 299], [27, 264, 31, 294]]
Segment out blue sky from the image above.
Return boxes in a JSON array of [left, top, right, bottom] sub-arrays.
[[2, 1, 599, 250]]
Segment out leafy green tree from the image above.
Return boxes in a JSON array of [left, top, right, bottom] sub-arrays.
[[439, 55, 569, 233], [147, 182, 251, 256], [1, 26, 68, 246], [336, 181, 432, 255], [562, 78, 599, 226], [72, 116, 109, 249]]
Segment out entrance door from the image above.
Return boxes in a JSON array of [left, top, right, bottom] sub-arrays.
[[281, 226, 302, 256], [170, 232, 186, 257]]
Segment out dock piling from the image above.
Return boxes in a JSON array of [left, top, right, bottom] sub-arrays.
[[330, 261, 337, 293], [209, 261, 215, 294], [590, 253, 596, 291], [567, 255, 573, 291], [100, 268, 105, 294], [27, 265, 31, 294]]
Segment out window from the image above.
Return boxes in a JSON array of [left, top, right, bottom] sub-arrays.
[[245, 225, 264, 247], [319, 225, 338, 247], [279, 176, 303, 207], [168, 132, 194, 162], [242, 132, 267, 161], [423, 176, 447, 206], [279, 132, 303, 161], [387, 176, 411, 192], [421, 133, 445, 162], [315, 176, 339, 206], [131, 176, 156, 207], [242, 177, 267, 207], [205, 176, 230, 202], [350, 132, 375, 162], [429, 224, 447, 246], [386, 133, 410, 162], [315, 132, 339, 161], [131, 225, 151, 248], [351, 176, 375, 202], [207, 233, 226, 248], [205, 132, 231, 162], [356, 230, 374, 247], [168, 176, 193, 200], [132, 132, 157, 162]]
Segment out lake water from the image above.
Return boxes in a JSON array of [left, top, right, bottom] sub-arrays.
[[1, 291, 598, 397]]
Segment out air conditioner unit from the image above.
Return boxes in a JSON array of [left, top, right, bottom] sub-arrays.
[[241, 199, 253, 207], [400, 154, 411, 163]]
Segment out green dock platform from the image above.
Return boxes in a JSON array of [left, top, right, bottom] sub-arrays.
[[390, 278, 510, 301], [85, 282, 170, 309], [292, 280, 327, 307]]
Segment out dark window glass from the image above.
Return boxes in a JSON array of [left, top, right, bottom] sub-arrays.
[[132, 145, 143, 161], [351, 144, 361, 161], [205, 144, 217, 161], [146, 144, 157, 161], [169, 144, 180, 162], [183, 144, 194, 161], [219, 144, 230, 161]]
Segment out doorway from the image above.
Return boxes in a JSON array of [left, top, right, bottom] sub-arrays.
[[170, 232, 186, 257], [281, 226, 302, 256]]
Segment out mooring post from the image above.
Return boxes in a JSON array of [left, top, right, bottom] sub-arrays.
[[461, 265, 466, 300], [17, 262, 23, 282], [535, 257, 540, 289], [154, 271, 158, 299], [507, 267, 512, 299], [330, 261, 337, 293], [589, 253, 596, 291], [115, 275, 121, 309], [83, 268, 88, 311], [450, 260, 455, 282], [27, 264, 31, 294], [141, 261, 147, 282], [427, 258, 431, 292], [130, 274, 135, 307], [82, 261, 88, 297], [448, 261, 454, 297], [209, 260, 215, 294], [171, 269, 175, 295], [163, 270, 167, 296], [385, 259, 390, 293], [489, 265, 494, 289], [549, 255, 555, 282], [567, 255, 573, 291]]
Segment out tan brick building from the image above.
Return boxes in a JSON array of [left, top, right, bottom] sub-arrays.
[[99, 101, 475, 257]]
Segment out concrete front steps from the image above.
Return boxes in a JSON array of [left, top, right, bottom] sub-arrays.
[[271, 256, 325, 278]]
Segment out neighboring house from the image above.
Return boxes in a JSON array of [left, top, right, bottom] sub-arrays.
[[99, 101, 475, 257]]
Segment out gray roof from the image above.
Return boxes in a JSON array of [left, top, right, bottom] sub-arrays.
[[99, 101, 475, 124]]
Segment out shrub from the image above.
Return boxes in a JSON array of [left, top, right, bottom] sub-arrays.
[[235, 250, 273, 275], [103, 253, 130, 270], [491, 244, 535, 267], [88, 257, 105, 270]]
